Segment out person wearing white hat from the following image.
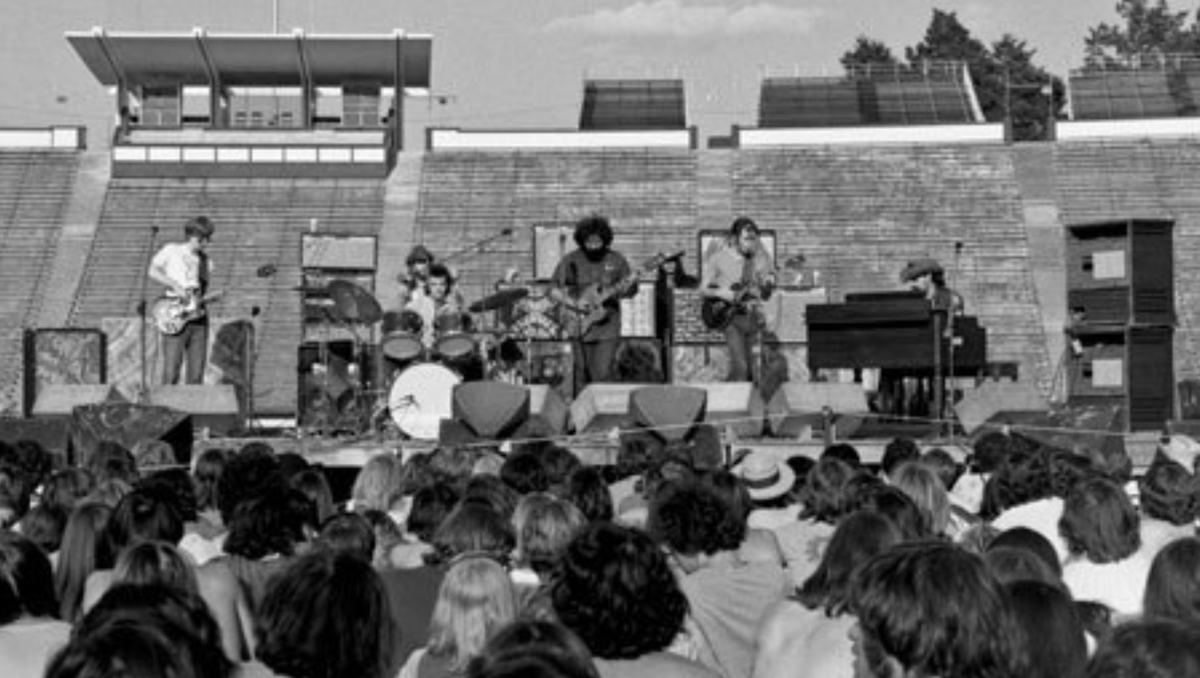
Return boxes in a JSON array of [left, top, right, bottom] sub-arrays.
[[733, 451, 799, 532]]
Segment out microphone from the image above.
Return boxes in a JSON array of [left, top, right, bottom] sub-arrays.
[[661, 250, 686, 264], [151, 225, 159, 235], [501, 227, 513, 237]]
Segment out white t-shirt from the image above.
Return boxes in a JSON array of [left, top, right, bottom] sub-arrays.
[[150, 241, 208, 293]]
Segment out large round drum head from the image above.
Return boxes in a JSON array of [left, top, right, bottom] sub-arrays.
[[388, 363, 461, 439]]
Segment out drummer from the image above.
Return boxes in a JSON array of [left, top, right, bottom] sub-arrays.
[[420, 263, 470, 348]]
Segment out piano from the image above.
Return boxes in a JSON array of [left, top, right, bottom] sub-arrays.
[[806, 290, 988, 374]]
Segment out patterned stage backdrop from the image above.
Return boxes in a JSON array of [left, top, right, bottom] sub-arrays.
[[102, 317, 255, 404], [672, 343, 811, 401]]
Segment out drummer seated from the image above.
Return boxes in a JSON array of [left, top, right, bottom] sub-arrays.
[[419, 263, 465, 347]]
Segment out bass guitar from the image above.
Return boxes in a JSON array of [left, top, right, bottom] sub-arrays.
[[700, 276, 772, 331], [563, 251, 681, 338]]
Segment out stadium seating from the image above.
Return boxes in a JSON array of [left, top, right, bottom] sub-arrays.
[[0, 150, 80, 414]]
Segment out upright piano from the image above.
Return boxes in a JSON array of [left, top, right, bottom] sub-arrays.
[[806, 290, 988, 374]]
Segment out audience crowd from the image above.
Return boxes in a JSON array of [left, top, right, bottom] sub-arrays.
[[1, 427, 1200, 678]]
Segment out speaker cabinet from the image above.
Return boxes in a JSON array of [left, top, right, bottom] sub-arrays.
[[1066, 219, 1174, 325], [1068, 326, 1174, 431]]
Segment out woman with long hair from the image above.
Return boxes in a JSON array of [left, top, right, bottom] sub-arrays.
[[54, 502, 114, 622], [400, 555, 519, 678]]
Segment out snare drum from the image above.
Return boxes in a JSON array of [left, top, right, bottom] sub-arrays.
[[381, 310, 425, 364], [388, 362, 461, 440]]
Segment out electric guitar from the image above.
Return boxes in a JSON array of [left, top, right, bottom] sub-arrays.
[[700, 276, 772, 331], [152, 290, 225, 335], [563, 251, 680, 338], [151, 264, 276, 335]]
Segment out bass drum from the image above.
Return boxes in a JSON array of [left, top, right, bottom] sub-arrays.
[[388, 362, 461, 440]]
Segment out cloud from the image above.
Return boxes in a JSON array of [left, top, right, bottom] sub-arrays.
[[545, 0, 823, 40]]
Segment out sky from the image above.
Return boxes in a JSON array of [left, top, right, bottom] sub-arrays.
[[0, 0, 1126, 144]]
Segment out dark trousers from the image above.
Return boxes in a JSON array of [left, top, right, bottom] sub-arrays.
[[724, 312, 758, 382], [161, 321, 208, 385], [574, 338, 619, 393]]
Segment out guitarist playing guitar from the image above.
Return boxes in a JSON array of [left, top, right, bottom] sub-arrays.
[[550, 215, 639, 392], [148, 215, 215, 385], [701, 216, 776, 383]]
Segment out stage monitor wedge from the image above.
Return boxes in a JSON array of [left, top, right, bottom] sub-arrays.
[[768, 382, 868, 439], [148, 385, 240, 436]]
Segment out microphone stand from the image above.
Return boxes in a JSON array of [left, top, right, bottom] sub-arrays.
[[440, 229, 513, 264], [137, 225, 160, 403]]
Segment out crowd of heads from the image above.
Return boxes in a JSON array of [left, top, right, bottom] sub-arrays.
[[1, 427, 1199, 678]]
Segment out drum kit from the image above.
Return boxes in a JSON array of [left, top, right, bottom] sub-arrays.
[[305, 278, 571, 440]]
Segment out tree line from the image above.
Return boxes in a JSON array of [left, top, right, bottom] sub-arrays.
[[844, 0, 1200, 141]]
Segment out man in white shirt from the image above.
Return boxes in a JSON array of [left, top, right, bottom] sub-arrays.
[[148, 216, 214, 385]]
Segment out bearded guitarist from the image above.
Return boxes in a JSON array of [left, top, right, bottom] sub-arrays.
[[550, 215, 637, 391], [701, 216, 776, 382], [148, 216, 215, 385]]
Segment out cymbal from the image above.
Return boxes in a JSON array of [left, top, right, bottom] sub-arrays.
[[327, 279, 383, 324], [468, 287, 529, 313]]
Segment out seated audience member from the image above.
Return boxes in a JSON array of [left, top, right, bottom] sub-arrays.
[[889, 461, 953, 538], [851, 484, 927, 542], [879, 437, 920, 484], [819, 443, 861, 470], [648, 479, 788, 678], [394, 481, 459, 569], [500, 450, 551, 496], [461, 475, 520, 523], [1059, 476, 1149, 617], [351, 454, 406, 517], [775, 455, 856, 586], [951, 431, 1009, 514], [510, 493, 586, 594], [291, 469, 336, 526], [732, 452, 800, 531], [550, 522, 719, 678], [87, 441, 140, 487], [400, 555, 519, 678], [383, 500, 512, 666], [1087, 618, 1200, 678], [754, 511, 903, 678], [559, 465, 615, 524], [1143, 536, 1200, 624], [19, 504, 66, 563], [252, 550, 395, 678], [54, 502, 115, 623], [987, 527, 1062, 579], [702, 467, 785, 566], [920, 447, 963, 491], [986, 447, 1083, 563], [47, 583, 233, 678], [1005, 580, 1087, 678], [109, 540, 198, 593], [850, 541, 1027, 678], [181, 448, 231, 564], [534, 445, 584, 495], [362, 509, 408, 570], [40, 468, 95, 516], [1136, 454, 1197, 553], [467, 619, 599, 678], [0, 532, 70, 678], [317, 512, 377, 564]]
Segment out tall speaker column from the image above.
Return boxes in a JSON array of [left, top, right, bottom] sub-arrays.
[[1065, 219, 1174, 431]]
